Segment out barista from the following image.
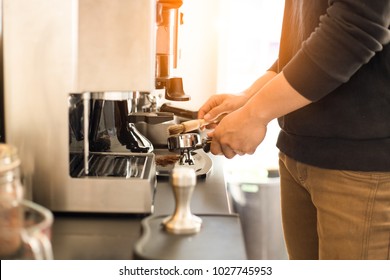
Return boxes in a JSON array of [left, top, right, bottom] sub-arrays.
[[198, 0, 390, 259]]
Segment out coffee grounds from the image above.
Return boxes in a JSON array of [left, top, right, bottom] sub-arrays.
[[155, 155, 180, 167]]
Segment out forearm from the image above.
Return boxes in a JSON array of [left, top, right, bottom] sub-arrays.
[[242, 70, 277, 98], [199, 71, 279, 121], [244, 71, 311, 125]]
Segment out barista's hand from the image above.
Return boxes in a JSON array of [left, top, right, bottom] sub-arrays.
[[202, 71, 311, 158], [198, 94, 249, 129], [207, 105, 267, 159]]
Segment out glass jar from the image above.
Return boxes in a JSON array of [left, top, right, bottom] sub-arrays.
[[0, 143, 24, 259]]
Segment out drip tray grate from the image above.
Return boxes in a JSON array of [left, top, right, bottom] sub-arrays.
[[70, 153, 151, 178]]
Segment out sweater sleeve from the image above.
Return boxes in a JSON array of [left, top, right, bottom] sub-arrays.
[[283, 0, 390, 101]]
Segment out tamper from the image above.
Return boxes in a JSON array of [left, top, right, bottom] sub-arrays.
[[163, 166, 202, 234]]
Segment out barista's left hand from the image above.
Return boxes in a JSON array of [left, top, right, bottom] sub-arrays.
[[207, 106, 267, 158]]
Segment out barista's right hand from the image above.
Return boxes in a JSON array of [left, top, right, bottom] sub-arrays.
[[198, 94, 249, 130]]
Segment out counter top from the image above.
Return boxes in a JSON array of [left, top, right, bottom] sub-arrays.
[[51, 155, 247, 260]]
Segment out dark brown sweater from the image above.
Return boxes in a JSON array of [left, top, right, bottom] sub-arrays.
[[270, 0, 390, 171]]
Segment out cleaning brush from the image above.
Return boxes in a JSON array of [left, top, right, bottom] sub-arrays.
[[167, 114, 226, 135]]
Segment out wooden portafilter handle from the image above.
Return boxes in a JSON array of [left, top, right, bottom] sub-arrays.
[[162, 167, 202, 234]]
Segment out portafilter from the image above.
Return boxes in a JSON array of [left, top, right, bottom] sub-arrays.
[[167, 133, 211, 165]]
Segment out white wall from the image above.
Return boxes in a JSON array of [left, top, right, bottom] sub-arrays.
[[216, 0, 284, 92], [170, 0, 221, 110]]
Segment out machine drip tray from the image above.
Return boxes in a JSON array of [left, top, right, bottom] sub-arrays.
[[70, 152, 154, 178]]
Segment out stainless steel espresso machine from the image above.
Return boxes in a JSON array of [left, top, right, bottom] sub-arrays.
[[2, 0, 191, 213]]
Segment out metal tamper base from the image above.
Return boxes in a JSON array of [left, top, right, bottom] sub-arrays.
[[162, 166, 202, 234]]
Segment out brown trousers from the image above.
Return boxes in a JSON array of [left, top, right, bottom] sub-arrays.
[[279, 152, 390, 260]]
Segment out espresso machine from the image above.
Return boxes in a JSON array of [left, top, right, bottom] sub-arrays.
[[2, 0, 191, 213]]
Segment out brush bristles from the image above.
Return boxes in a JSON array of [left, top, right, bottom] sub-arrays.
[[168, 124, 185, 135]]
